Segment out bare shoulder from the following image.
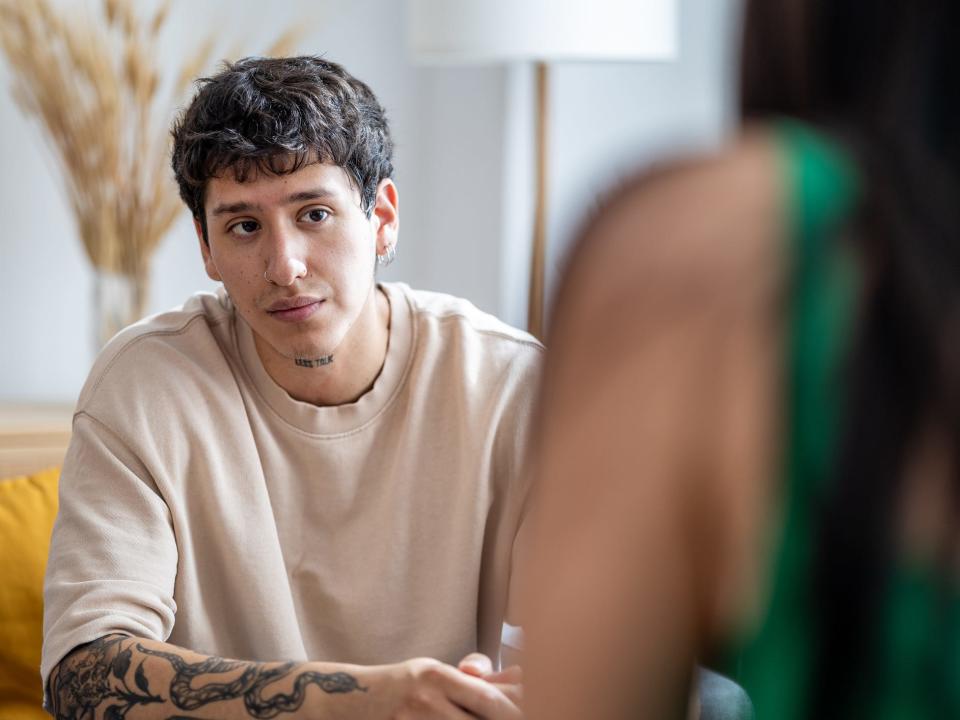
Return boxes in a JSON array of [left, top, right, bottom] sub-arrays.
[[541, 131, 790, 637], [553, 129, 788, 339]]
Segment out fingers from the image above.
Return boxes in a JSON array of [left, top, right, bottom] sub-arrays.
[[492, 681, 523, 707], [457, 655, 523, 685], [439, 666, 523, 720], [484, 665, 522, 685], [396, 658, 520, 720], [458, 652, 494, 678], [455, 656, 524, 716]]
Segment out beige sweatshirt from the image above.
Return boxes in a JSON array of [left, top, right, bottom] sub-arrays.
[[41, 282, 541, 692]]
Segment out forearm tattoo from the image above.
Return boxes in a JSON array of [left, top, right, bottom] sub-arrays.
[[48, 635, 367, 719]]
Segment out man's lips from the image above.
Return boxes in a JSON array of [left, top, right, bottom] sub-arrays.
[[266, 296, 324, 322]]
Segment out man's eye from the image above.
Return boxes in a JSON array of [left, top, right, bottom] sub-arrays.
[[229, 220, 259, 236], [302, 208, 329, 223]]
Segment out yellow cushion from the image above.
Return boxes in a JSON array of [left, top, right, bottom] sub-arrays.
[[0, 467, 59, 720]]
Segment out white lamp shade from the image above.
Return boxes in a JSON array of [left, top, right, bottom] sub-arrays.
[[407, 0, 678, 64]]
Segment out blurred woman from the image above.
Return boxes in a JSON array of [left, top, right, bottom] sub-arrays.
[[522, 1, 960, 718]]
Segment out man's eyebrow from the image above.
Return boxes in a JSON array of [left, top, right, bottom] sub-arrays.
[[286, 188, 337, 203], [210, 201, 261, 217], [210, 189, 337, 217]]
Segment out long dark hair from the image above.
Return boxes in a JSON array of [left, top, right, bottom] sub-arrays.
[[741, 0, 960, 714]]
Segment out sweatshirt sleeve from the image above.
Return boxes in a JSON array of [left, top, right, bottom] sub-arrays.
[[41, 411, 178, 703], [501, 344, 542, 631]]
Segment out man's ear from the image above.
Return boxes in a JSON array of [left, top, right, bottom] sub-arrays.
[[195, 217, 222, 282], [372, 178, 399, 255]]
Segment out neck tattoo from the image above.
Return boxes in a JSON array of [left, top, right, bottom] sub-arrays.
[[294, 355, 334, 368]]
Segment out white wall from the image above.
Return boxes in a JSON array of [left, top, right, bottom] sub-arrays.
[[0, 0, 738, 402], [547, 11, 738, 296]]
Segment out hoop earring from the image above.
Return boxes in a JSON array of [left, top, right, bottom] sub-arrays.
[[376, 246, 396, 267]]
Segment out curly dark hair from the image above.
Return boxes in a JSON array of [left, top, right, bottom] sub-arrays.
[[171, 55, 394, 243]]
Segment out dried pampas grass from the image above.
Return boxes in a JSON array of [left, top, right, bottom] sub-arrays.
[[0, 0, 304, 340]]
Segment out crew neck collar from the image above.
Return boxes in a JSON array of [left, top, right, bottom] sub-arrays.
[[234, 282, 415, 436]]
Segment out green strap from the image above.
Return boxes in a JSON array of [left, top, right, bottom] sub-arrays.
[[726, 120, 860, 719], [728, 120, 960, 719]]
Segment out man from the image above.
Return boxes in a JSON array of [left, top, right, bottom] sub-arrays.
[[42, 56, 539, 720]]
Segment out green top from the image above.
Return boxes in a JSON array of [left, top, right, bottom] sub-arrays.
[[720, 120, 960, 718]]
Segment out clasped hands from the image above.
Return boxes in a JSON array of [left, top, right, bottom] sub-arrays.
[[373, 652, 522, 720]]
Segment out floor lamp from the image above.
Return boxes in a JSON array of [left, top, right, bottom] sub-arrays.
[[407, 0, 677, 339]]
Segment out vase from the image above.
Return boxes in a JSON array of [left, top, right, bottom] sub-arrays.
[[93, 269, 143, 350]]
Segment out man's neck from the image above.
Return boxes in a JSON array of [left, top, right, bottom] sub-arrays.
[[254, 285, 391, 407]]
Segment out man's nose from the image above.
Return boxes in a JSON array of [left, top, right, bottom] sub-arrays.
[[263, 229, 307, 286]]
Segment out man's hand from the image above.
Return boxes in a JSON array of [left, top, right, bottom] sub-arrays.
[[368, 656, 522, 719], [457, 653, 523, 710]]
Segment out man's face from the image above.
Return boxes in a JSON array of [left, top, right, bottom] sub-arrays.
[[198, 161, 398, 364]]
